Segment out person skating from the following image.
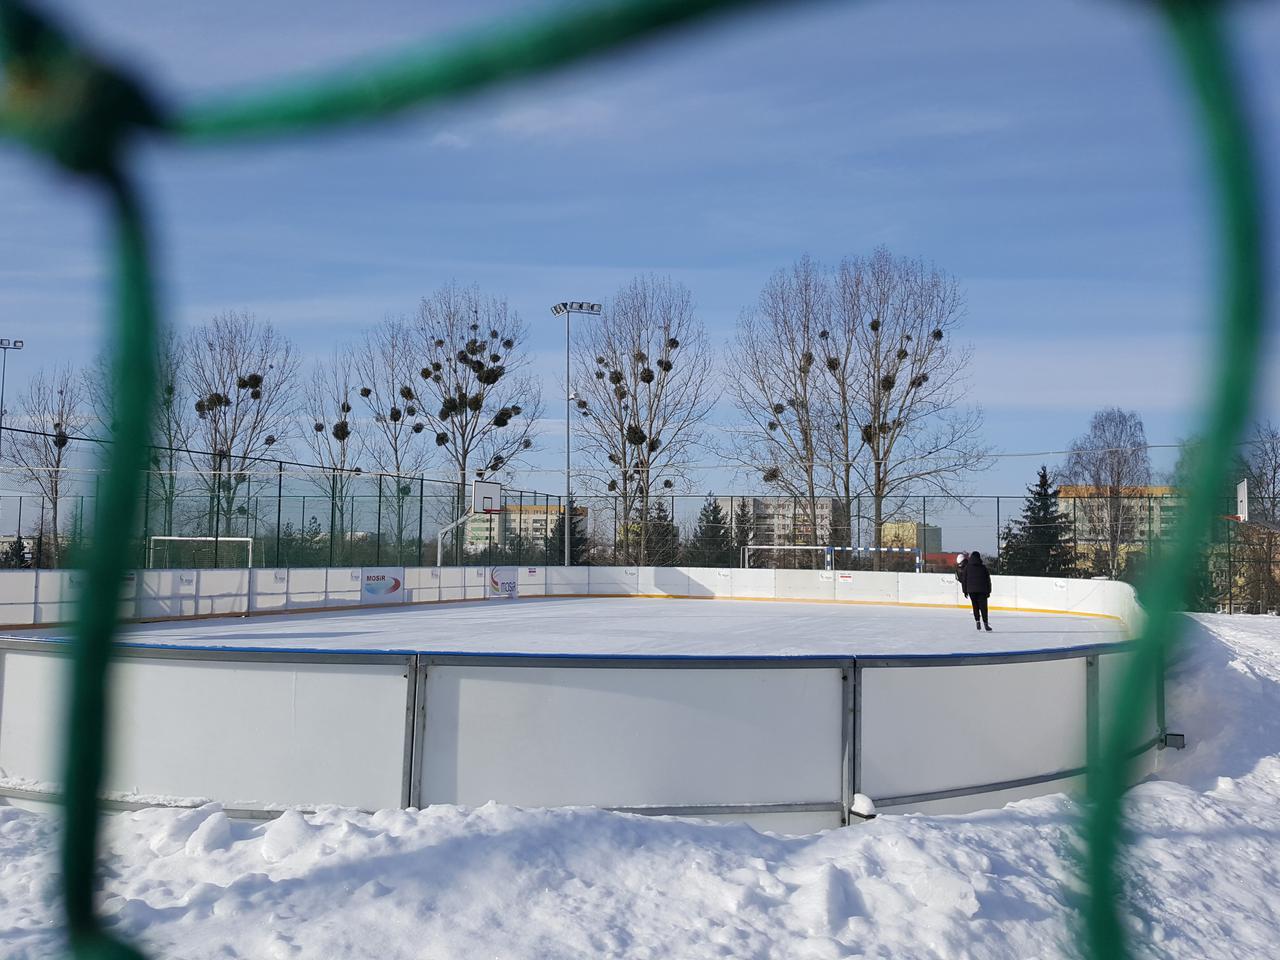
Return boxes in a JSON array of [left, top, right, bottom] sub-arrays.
[[961, 550, 993, 631]]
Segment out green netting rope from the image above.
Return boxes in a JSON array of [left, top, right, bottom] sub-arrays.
[[0, 1, 1266, 959], [1083, 2, 1266, 958]]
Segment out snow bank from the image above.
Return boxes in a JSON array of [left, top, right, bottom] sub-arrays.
[[1, 613, 1278, 959]]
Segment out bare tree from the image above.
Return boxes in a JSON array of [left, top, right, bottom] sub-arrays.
[[302, 351, 365, 562], [574, 275, 713, 563], [184, 311, 299, 536], [724, 256, 830, 551], [352, 319, 431, 554], [414, 283, 542, 522], [1240, 421, 1280, 610], [1245, 421, 1280, 524], [6, 365, 90, 566], [1064, 407, 1152, 578], [726, 250, 987, 568], [85, 330, 195, 540], [841, 249, 987, 567]]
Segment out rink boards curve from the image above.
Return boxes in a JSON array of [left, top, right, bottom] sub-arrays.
[[0, 566, 1162, 832]]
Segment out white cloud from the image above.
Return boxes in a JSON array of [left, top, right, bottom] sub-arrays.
[[430, 131, 472, 150], [491, 98, 617, 138]]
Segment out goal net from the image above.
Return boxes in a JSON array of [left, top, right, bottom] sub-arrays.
[[147, 536, 254, 569]]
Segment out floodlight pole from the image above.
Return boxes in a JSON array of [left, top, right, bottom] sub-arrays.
[[0, 338, 24, 459], [550, 302, 601, 566]]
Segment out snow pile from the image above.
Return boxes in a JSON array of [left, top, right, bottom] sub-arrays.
[[2, 614, 1279, 959]]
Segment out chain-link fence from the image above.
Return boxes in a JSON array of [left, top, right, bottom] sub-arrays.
[[0, 428, 563, 570]]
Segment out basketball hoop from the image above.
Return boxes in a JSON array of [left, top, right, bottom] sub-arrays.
[[473, 479, 502, 514]]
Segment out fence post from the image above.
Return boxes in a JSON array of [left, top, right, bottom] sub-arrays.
[[1227, 517, 1233, 613], [329, 472, 338, 567], [995, 496, 1001, 571], [417, 476, 425, 567], [275, 461, 283, 568], [141, 469, 152, 569], [375, 476, 383, 566]]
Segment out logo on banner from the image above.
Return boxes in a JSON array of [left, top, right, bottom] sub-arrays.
[[361, 567, 405, 603], [488, 566, 518, 599]]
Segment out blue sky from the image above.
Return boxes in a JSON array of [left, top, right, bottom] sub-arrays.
[[2, 0, 1277, 506]]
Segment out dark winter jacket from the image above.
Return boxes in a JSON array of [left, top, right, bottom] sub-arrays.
[[961, 553, 992, 598]]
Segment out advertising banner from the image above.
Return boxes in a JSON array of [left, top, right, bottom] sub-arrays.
[[361, 567, 405, 604], [488, 566, 518, 600]]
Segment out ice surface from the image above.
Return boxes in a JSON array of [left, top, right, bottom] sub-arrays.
[[30, 596, 1125, 657]]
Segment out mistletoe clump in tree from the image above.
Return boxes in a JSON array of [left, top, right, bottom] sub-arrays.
[[414, 284, 541, 543], [1000, 465, 1077, 576]]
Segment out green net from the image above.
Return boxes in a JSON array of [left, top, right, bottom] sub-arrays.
[[0, 1, 1266, 958]]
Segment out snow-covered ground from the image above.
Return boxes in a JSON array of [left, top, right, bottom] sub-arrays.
[[2, 613, 1278, 958], [27, 596, 1123, 656]]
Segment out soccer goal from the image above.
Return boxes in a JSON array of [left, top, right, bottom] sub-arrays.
[[742, 544, 922, 571], [147, 536, 254, 569]]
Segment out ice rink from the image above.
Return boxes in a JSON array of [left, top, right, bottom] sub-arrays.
[[38, 596, 1128, 657]]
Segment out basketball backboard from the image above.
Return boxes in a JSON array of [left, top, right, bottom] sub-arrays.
[[473, 479, 502, 514]]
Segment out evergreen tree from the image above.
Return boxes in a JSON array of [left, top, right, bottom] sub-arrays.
[[548, 498, 591, 565], [643, 498, 681, 566], [684, 496, 734, 567], [731, 498, 756, 567], [1000, 466, 1077, 576], [0, 535, 28, 569]]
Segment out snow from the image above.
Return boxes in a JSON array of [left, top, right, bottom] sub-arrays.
[[2, 613, 1279, 958], [27, 596, 1124, 657]]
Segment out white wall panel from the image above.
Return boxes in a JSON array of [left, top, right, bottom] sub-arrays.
[[639, 566, 690, 597], [516, 565, 546, 597], [894, 573, 957, 607], [404, 567, 441, 603], [988, 575, 1017, 610], [833, 571, 897, 604], [285, 568, 327, 609], [325, 568, 363, 606], [250, 569, 290, 611], [684, 567, 732, 598], [587, 566, 638, 596], [730, 568, 775, 599], [0, 649, 64, 783], [1098, 650, 1159, 752], [859, 658, 1087, 799], [420, 664, 841, 809], [0, 602, 35, 625], [0, 571, 36, 605], [1012, 576, 1072, 613], [140, 596, 198, 619], [459, 566, 488, 600], [107, 657, 410, 809], [776, 569, 832, 601]]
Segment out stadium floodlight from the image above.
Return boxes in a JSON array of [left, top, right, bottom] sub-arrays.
[[0, 337, 24, 458], [549, 301, 601, 566]]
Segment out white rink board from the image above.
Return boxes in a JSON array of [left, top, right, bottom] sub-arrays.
[[0, 647, 409, 810], [858, 658, 1087, 801], [0, 650, 65, 784], [1099, 649, 1160, 751], [420, 664, 842, 809]]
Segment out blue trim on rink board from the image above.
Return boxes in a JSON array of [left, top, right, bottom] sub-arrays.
[[1, 633, 1134, 663]]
